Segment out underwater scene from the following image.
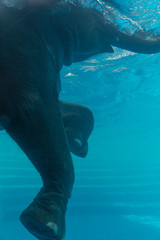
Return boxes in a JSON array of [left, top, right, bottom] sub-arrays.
[[1, 0, 160, 240]]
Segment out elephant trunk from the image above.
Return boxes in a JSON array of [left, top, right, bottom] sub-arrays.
[[110, 26, 160, 54]]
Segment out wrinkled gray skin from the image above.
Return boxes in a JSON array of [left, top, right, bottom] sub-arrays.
[[0, 99, 94, 158], [0, 2, 160, 240]]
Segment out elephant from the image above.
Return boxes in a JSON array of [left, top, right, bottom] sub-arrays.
[[0, 1, 160, 239], [0, 99, 94, 158], [60, 100, 94, 158]]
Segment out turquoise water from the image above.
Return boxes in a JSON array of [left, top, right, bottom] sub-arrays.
[[1, 1, 160, 240]]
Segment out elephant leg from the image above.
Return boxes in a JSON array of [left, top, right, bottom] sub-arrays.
[[60, 100, 94, 158], [5, 92, 74, 240]]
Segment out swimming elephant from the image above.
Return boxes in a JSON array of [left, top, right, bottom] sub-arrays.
[[0, 99, 94, 158], [60, 100, 94, 158], [0, 1, 160, 240]]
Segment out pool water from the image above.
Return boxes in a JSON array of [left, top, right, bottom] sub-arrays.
[[1, 1, 160, 240]]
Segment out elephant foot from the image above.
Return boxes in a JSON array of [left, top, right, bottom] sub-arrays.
[[20, 188, 67, 240]]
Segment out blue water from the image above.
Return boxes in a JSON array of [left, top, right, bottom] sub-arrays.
[[1, 1, 160, 240]]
